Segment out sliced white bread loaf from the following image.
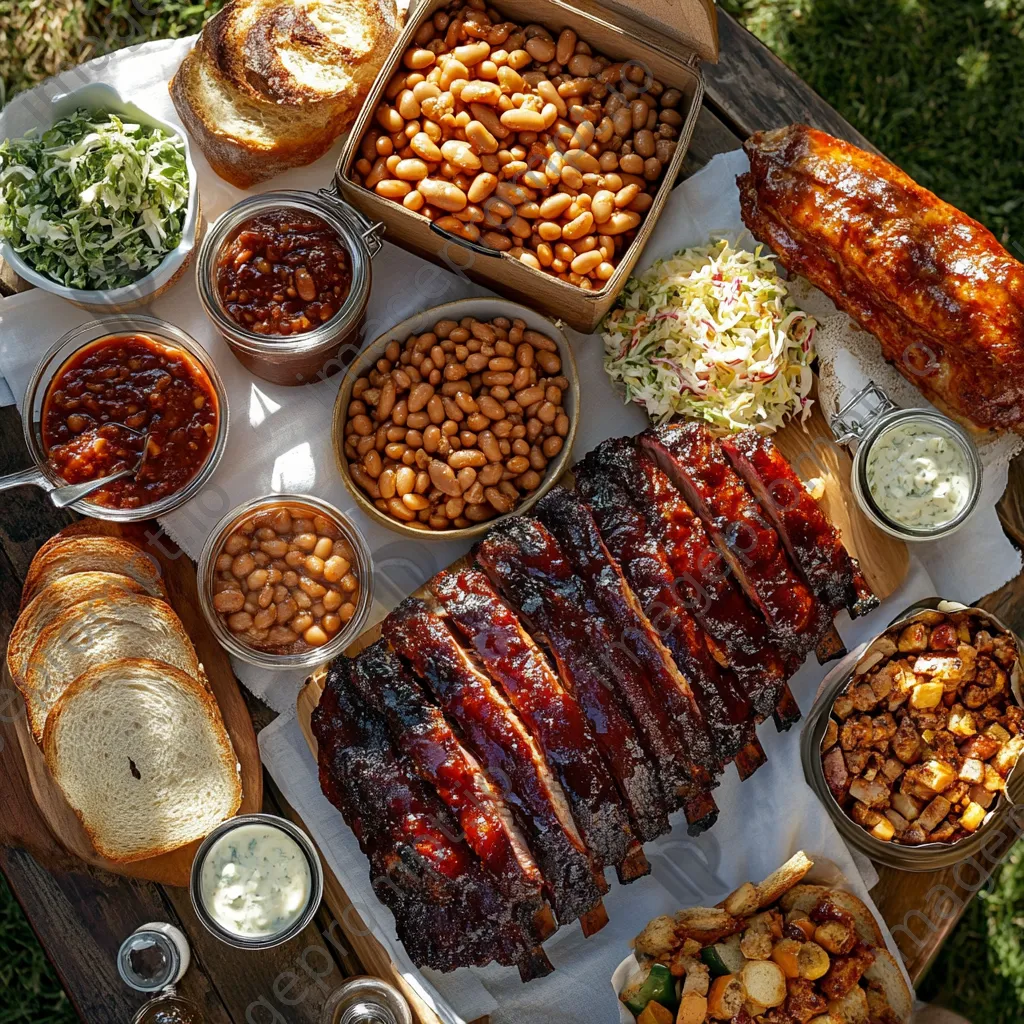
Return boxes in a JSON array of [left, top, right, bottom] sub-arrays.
[[43, 659, 242, 863], [21, 536, 165, 609], [7, 571, 148, 686], [22, 593, 200, 743], [169, 0, 399, 188]]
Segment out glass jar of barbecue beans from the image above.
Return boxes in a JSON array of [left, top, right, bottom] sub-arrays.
[[197, 190, 383, 387], [197, 494, 373, 670]]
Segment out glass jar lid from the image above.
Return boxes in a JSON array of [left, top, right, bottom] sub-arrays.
[[117, 931, 181, 993]]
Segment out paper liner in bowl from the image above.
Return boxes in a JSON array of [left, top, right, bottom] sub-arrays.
[[803, 599, 1024, 870]]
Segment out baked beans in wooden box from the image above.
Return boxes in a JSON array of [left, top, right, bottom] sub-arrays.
[[335, 0, 718, 333]]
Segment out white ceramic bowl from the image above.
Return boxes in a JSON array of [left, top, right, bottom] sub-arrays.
[[0, 83, 201, 311]]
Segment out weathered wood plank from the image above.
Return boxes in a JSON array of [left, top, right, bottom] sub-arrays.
[[704, 10, 878, 152], [682, 104, 742, 178], [0, 253, 30, 298], [0, 847, 237, 1024]]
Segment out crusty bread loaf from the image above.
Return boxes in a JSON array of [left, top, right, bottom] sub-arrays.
[[43, 659, 241, 863], [169, 0, 400, 188], [21, 536, 165, 609], [22, 593, 200, 743], [6, 571, 148, 687]]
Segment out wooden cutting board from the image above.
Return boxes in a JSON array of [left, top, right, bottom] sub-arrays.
[[8, 520, 262, 888], [293, 409, 908, 1021]]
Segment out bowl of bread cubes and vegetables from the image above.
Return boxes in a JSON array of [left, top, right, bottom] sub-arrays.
[[616, 852, 912, 1024]]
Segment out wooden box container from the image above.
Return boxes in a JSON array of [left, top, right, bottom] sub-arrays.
[[334, 0, 719, 333]]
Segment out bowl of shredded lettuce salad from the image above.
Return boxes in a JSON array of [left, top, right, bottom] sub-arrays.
[[0, 83, 199, 309], [602, 239, 817, 433]]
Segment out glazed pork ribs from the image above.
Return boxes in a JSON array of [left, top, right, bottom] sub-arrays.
[[641, 423, 842, 664], [311, 422, 873, 976], [311, 658, 549, 975], [719, 430, 878, 619], [382, 597, 610, 931]]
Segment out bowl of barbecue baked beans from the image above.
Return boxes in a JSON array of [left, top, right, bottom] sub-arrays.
[[196, 191, 380, 387], [333, 297, 578, 538], [197, 494, 373, 670], [20, 315, 228, 520]]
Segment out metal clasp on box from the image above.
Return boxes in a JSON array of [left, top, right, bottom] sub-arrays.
[[829, 381, 897, 448]]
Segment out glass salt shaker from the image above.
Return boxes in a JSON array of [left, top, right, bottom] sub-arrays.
[[117, 922, 203, 1023]]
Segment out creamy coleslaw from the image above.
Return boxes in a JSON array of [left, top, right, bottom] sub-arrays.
[[602, 239, 817, 432]]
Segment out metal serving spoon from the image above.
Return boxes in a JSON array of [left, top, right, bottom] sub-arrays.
[[0, 425, 150, 509]]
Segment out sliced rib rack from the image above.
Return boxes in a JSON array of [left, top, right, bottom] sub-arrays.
[[381, 597, 608, 929], [311, 658, 544, 973], [533, 486, 719, 812], [624, 441, 793, 723], [431, 565, 662, 867], [471, 518, 696, 847], [347, 639, 555, 945], [574, 441, 761, 777], [642, 422, 833, 659], [720, 430, 878, 619]]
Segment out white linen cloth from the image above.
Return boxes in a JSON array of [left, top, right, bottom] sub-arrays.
[[0, 41, 1013, 1024]]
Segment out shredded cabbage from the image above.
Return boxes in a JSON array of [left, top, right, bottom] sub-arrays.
[[602, 239, 817, 432], [0, 109, 189, 290]]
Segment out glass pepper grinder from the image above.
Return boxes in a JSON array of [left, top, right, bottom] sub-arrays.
[[321, 977, 413, 1024], [117, 922, 204, 1023]]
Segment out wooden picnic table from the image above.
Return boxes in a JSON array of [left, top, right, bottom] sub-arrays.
[[1, 12, 1022, 1021]]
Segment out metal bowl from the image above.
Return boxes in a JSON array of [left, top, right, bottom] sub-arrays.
[[802, 598, 1024, 871], [331, 297, 580, 541]]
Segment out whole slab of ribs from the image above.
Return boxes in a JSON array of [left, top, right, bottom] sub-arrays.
[[739, 123, 1024, 431], [313, 424, 874, 975]]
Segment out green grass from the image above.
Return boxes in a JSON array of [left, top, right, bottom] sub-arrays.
[[0, 873, 74, 1024], [1, 0, 1024, 1020], [719, 0, 1024, 246], [0, 0, 226, 107], [917, 841, 1024, 1021]]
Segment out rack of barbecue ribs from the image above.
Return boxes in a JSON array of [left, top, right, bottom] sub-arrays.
[[738, 123, 1024, 431], [312, 424, 875, 975]]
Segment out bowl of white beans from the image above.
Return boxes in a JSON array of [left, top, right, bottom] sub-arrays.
[[197, 494, 373, 670]]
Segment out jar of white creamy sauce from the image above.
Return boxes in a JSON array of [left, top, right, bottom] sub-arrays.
[[191, 814, 323, 949], [833, 386, 983, 542]]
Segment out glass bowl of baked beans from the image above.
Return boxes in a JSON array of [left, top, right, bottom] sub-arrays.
[[333, 297, 578, 538], [197, 494, 373, 670]]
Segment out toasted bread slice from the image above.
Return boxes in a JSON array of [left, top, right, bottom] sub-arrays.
[[43, 658, 241, 863], [863, 949, 913, 1022], [22, 594, 199, 743], [21, 536, 165, 609], [7, 571, 147, 686], [169, 0, 399, 188], [754, 850, 814, 908]]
